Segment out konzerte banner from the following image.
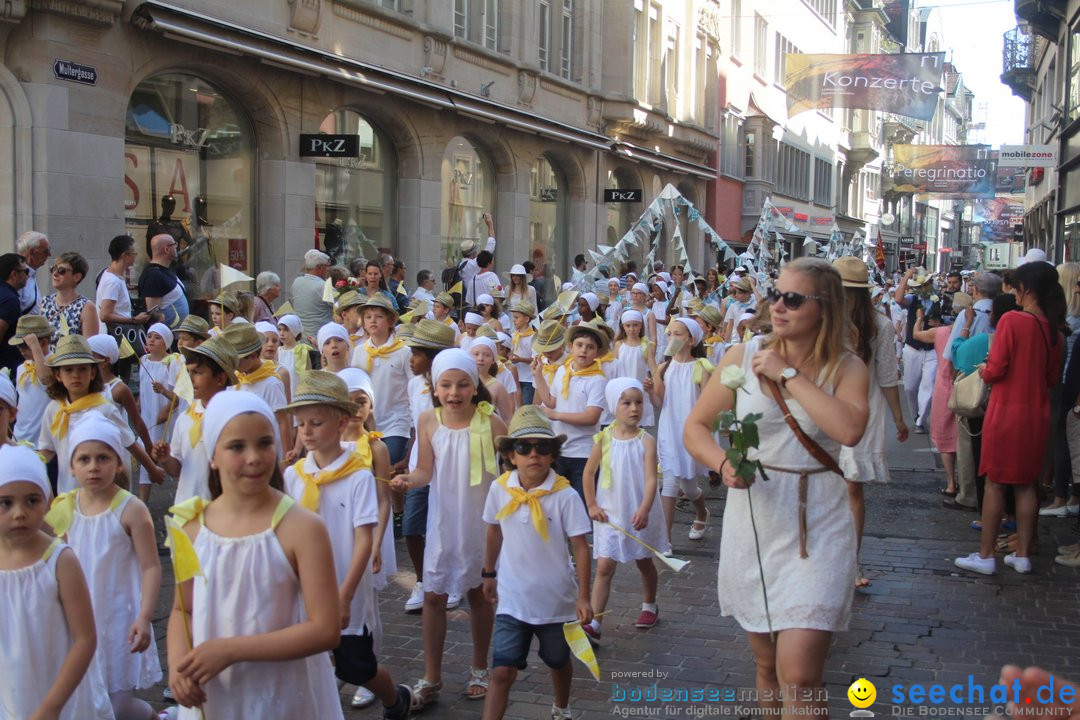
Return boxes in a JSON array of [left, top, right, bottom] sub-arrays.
[[883, 145, 997, 198], [785, 52, 945, 121]]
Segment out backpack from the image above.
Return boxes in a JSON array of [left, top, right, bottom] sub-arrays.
[[441, 259, 467, 291]]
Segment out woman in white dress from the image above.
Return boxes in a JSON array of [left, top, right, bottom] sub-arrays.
[[685, 258, 869, 718], [833, 257, 908, 588]]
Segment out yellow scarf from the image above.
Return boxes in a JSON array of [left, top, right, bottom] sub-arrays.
[[440, 316, 455, 327], [46, 488, 130, 536], [363, 337, 405, 372], [637, 338, 650, 359], [493, 471, 571, 541], [354, 431, 383, 471], [292, 451, 371, 511], [186, 403, 204, 447], [291, 343, 312, 372], [692, 357, 716, 385], [561, 360, 605, 399], [704, 336, 723, 347], [541, 358, 565, 385], [597, 352, 616, 366], [435, 404, 497, 486], [50, 393, 108, 438], [512, 328, 534, 351], [350, 333, 363, 347], [18, 361, 37, 388], [236, 359, 278, 385]]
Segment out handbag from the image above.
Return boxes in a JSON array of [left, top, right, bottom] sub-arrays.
[[948, 335, 993, 419]]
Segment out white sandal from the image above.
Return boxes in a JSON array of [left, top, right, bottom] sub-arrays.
[[465, 667, 489, 700], [688, 509, 710, 540], [410, 678, 442, 711]]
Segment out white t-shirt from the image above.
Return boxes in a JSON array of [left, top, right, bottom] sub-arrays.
[[407, 375, 433, 471], [510, 330, 534, 384], [13, 363, 49, 444], [233, 375, 287, 411], [482, 471, 591, 625], [350, 338, 413, 439], [170, 400, 211, 504], [96, 270, 131, 319], [472, 271, 501, 304], [461, 236, 497, 306], [549, 364, 605, 458], [284, 451, 378, 636]]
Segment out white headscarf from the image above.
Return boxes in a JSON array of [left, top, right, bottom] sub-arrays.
[[432, 348, 479, 387], [277, 314, 303, 338], [464, 312, 484, 326], [605, 377, 644, 415], [620, 309, 644, 326], [671, 317, 703, 346], [0, 372, 16, 408], [203, 391, 278, 459], [148, 322, 173, 349], [336, 368, 375, 405], [68, 416, 126, 468], [631, 282, 650, 295], [254, 321, 278, 336], [87, 334, 119, 365], [580, 292, 600, 311], [470, 337, 498, 359], [0, 444, 51, 500], [317, 322, 350, 349]]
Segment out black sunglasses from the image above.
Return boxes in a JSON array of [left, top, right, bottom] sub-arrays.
[[766, 287, 821, 310], [512, 439, 557, 456], [50, 266, 70, 276]]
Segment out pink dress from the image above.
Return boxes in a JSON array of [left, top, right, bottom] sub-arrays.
[[929, 328, 957, 453]]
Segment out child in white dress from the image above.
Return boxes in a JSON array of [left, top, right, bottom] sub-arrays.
[[391, 348, 507, 711], [166, 392, 346, 720], [277, 314, 313, 391], [47, 419, 162, 720], [582, 378, 667, 642], [137, 323, 183, 502], [11, 314, 53, 445], [0, 444, 113, 720], [613, 310, 656, 428], [646, 318, 712, 543], [223, 322, 292, 450]]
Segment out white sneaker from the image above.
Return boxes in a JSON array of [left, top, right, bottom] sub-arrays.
[[1039, 504, 1073, 517], [954, 552, 996, 575], [446, 593, 462, 610], [405, 582, 424, 613], [551, 705, 573, 719], [1003, 552, 1032, 574], [351, 686, 377, 708]]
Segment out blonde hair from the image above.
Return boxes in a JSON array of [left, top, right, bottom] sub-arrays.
[[1057, 262, 1080, 318], [764, 258, 849, 378]]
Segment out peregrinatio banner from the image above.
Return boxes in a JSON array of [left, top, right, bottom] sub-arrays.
[[884, 145, 997, 198], [785, 52, 945, 120]]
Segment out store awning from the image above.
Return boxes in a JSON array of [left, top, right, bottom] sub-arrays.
[[132, 1, 716, 178]]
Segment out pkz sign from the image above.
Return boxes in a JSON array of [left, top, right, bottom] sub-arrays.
[[603, 188, 643, 203], [53, 59, 97, 85], [299, 134, 360, 158]]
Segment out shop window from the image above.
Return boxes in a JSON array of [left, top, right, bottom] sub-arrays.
[[440, 136, 494, 267], [529, 155, 568, 306], [606, 168, 644, 270], [314, 110, 397, 267], [124, 73, 254, 302]]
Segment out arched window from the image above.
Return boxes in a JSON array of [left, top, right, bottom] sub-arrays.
[[529, 155, 567, 306], [314, 110, 397, 267], [441, 136, 495, 267], [124, 73, 254, 301]]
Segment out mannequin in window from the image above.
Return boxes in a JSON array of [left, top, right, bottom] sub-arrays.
[[324, 217, 345, 266], [146, 195, 193, 257], [179, 194, 212, 297]]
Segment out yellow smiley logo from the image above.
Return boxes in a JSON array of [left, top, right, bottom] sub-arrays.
[[848, 678, 877, 708]]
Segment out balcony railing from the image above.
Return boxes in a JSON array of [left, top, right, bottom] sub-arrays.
[[1001, 27, 1037, 101]]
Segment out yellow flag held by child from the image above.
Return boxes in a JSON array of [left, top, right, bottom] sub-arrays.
[[274, 300, 295, 318], [166, 517, 202, 583], [119, 335, 137, 359], [448, 280, 463, 295], [173, 364, 195, 406], [322, 277, 335, 304], [562, 621, 601, 680]]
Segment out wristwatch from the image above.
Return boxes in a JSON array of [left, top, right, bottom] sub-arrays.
[[481, 569, 497, 579], [779, 367, 798, 388]]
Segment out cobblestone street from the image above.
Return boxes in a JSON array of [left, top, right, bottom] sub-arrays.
[[142, 432, 1080, 719]]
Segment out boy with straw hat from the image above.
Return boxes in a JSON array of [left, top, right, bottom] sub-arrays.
[[508, 300, 537, 405], [281, 371, 414, 720], [224, 322, 292, 449], [482, 405, 592, 720], [175, 315, 210, 351], [531, 319, 569, 388], [207, 290, 239, 333], [10, 314, 53, 445]]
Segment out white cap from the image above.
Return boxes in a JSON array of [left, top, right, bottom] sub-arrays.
[[148, 322, 173, 349], [509, 264, 528, 275], [1018, 248, 1052, 266], [476, 293, 494, 306], [317, 322, 350, 349], [87, 334, 119, 365]]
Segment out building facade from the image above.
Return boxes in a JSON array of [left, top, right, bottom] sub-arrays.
[[0, 0, 720, 305]]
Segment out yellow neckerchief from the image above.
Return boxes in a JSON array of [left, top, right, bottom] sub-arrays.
[[561, 360, 604, 398], [46, 488, 130, 536], [291, 450, 371, 511], [185, 401, 205, 447], [50, 393, 108, 438], [597, 351, 616, 366], [542, 356, 566, 384], [704, 335, 723, 347], [349, 333, 363, 347], [18, 361, 38, 388], [512, 327, 535, 350], [161, 352, 181, 366], [593, 426, 645, 490], [291, 343, 312, 371], [440, 315, 455, 327], [692, 357, 716, 385], [435, 403, 497, 485], [362, 336, 405, 372], [354, 430, 383, 470], [493, 471, 571, 541], [236, 359, 278, 385]]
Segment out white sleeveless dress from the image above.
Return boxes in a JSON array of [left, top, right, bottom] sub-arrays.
[[0, 539, 114, 719], [103, 377, 136, 480], [178, 495, 344, 720], [717, 338, 856, 633], [616, 341, 654, 427], [422, 409, 494, 596], [592, 432, 669, 562], [67, 490, 163, 693], [656, 359, 706, 481], [839, 313, 898, 483]]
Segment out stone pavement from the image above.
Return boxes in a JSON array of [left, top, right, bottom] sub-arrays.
[[140, 430, 1080, 719]]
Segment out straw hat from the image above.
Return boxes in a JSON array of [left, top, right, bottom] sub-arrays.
[[222, 323, 264, 357], [531, 319, 567, 353], [509, 300, 537, 318], [832, 256, 872, 289], [337, 290, 365, 312], [45, 334, 96, 367], [360, 293, 400, 323], [490, 286, 506, 300], [494, 405, 566, 452], [693, 305, 725, 329], [396, 324, 415, 342], [434, 291, 455, 308], [176, 315, 211, 339], [208, 290, 239, 314], [567, 320, 611, 357], [687, 297, 705, 313], [951, 291, 974, 309], [460, 239, 479, 256], [10, 314, 52, 346], [475, 325, 498, 340], [181, 335, 239, 385], [730, 277, 753, 293], [406, 319, 457, 350], [909, 268, 933, 287], [283, 370, 359, 416]]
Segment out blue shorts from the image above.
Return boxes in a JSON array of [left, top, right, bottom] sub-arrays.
[[556, 456, 588, 504], [333, 630, 378, 686], [492, 614, 571, 670], [381, 435, 409, 466], [519, 382, 535, 405], [402, 484, 429, 537]]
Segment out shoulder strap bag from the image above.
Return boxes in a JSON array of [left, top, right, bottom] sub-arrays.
[[760, 376, 843, 476], [948, 335, 992, 420]]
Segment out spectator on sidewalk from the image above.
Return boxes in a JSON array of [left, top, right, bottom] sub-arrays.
[[412, 269, 437, 304], [290, 249, 333, 341], [15, 230, 49, 315], [462, 213, 496, 307], [0, 253, 30, 378], [96, 235, 151, 327], [138, 233, 189, 326], [893, 267, 939, 434], [253, 271, 281, 323], [39, 252, 99, 352]]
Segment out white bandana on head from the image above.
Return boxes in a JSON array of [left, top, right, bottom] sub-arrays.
[[432, 348, 479, 387], [605, 377, 644, 415]]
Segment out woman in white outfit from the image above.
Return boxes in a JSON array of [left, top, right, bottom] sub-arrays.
[[685, 258, 869, 719]]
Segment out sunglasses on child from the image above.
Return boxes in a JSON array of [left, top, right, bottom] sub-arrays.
[[766, 288, 820, 310], [512, 439, 557, 456]]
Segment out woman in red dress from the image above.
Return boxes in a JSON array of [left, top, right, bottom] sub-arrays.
[[955, 262, 1065, 576]]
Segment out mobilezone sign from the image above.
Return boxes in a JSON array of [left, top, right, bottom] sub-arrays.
[[997, 145, 1058, 167]]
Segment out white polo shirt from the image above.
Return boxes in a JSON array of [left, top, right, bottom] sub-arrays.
[[549, 364, 605, 459]]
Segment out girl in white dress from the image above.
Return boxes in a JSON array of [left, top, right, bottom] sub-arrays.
[[0, 444, 113, 720], [646, 318, 712, 543], [47, 419, 162, 720], [647, 280, 670, 361], [391, 349, 507, 711], [684, 258, 870, 719], [137, 323, 183, 501], [613, 310, 656, 428], [277, 314, 313, 391], [166, 392, 345, 720], [471, 337, 515, 421], [582, 378, 667, 643], [89, 333, 149, 487]]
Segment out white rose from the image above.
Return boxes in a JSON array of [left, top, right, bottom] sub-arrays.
[[930, 294, 940, 302], [720, 365, 747, 390]]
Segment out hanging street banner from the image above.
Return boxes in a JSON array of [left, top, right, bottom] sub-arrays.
[[883, 145, 997, 198], [973, 198, 1025, 244], [784, 52, 945, 121]]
